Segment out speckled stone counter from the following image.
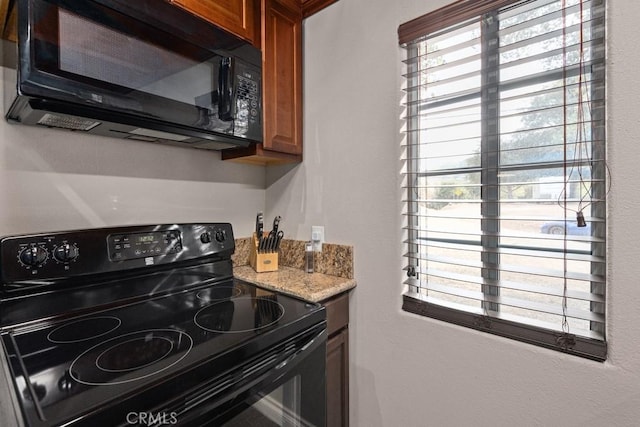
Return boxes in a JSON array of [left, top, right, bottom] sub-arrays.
[[232, 237, 356, 302], [233, 238, 354, 279], [234, 265, 356, 303]]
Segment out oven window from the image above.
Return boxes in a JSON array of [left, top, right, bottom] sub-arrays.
[[224, 376, 304, 427]]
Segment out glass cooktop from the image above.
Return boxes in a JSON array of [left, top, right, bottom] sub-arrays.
[[1, 278, 323, 427]]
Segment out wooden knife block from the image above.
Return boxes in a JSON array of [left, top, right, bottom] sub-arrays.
[[249, 232, 279, 273]]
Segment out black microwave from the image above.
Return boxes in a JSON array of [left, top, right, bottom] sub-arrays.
[[5, 0, 262, 150]]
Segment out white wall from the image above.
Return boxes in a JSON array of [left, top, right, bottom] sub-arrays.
[[0, 44, 266, 238], [2, 1, 639, 424], [266, 0, 640, 426]]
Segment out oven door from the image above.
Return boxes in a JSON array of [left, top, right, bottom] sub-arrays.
[[145, 323, 327, 427]]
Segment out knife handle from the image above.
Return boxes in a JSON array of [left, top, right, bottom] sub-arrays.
[[256, 212, 264, 238], [274, 231, 284, 251], [258, 232, 266, 253], [272, 215, 281, 233]]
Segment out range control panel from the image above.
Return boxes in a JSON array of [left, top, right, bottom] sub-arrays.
[[0, 223, 234, 285], [107, 230, 183, 261]]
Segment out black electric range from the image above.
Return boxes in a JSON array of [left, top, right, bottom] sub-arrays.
[[0, 224, 326, 427]]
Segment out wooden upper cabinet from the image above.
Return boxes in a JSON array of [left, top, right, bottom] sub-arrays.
[[169, 0, 258, 45], [1, 0, 17, 42], [184, 0, 339, 165], [261, 0, 302, 156], [221, 0, 303, 165], [301, 0, 339, 18]]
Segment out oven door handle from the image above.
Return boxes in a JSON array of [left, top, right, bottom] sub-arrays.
[[272, 326, 326, 374], [169, 325, 327, 426]]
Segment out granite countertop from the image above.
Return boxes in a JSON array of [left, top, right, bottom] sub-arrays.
[[232, 237, 356, 303], [234, 265, 356, 303]]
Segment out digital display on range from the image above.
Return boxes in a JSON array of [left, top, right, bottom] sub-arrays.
[[108, 231, 181, 261], [136, 235, 156, 244]]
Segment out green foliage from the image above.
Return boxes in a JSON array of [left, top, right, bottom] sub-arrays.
[[428, 183, 480, 209]]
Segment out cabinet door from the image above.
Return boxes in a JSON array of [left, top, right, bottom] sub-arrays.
[[261, 0, 303, 155], [327, 327, 349, 427], [0, 0, 16, 42], [170, 0, 257, 44]]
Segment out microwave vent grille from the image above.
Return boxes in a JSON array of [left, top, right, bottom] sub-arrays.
[[37, 113, 100, 131]]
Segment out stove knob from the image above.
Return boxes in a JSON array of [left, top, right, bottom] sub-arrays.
[[53, 243, 79, 263], [19, 246, 48, 267], [214, 230, 226, 243], [200, 232, 212, 244]]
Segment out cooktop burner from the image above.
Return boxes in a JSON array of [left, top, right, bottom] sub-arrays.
[[47, 316, 122, 344], [194, 296, 285, 333], [196, 285, 242, 302], [69, 329, 193, 386]]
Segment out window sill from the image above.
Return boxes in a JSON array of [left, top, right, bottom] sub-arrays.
[[402, 292, 607, 362]]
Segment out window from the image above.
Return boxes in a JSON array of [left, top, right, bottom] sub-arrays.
[[399, 0, 607, 360]]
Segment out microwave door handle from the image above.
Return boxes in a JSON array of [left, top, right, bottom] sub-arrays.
[[218, 57, 234, 122]]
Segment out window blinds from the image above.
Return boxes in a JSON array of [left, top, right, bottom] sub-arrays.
[[400, 0, 606, 360]]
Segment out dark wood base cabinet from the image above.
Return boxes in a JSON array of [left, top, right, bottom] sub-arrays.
[[323, 291, 350, 427]]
